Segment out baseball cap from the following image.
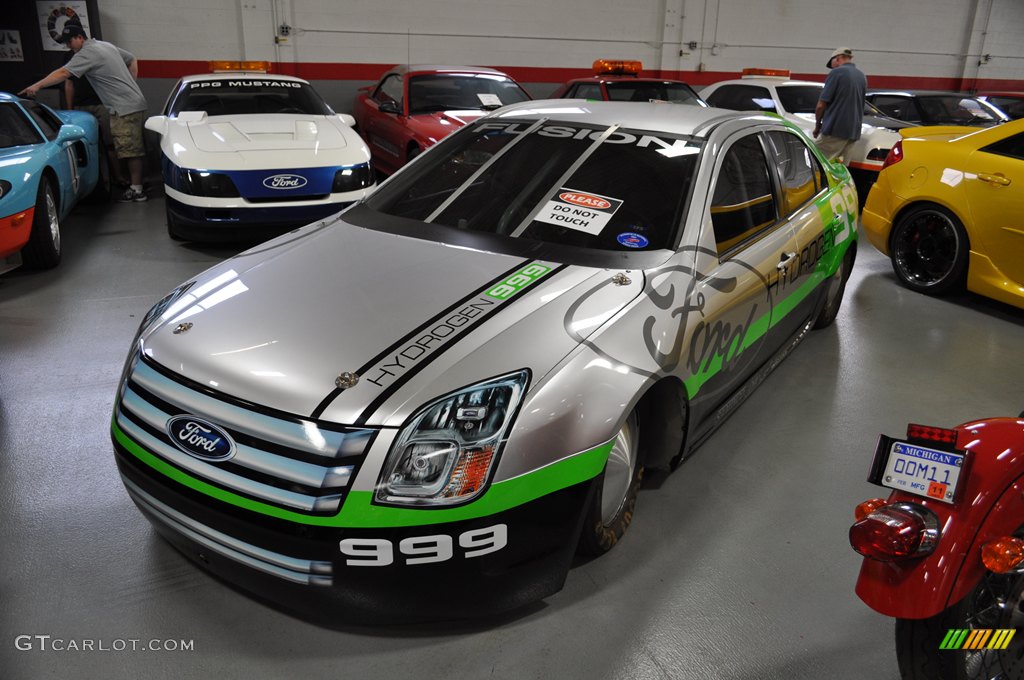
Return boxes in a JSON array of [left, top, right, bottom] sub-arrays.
[[827, 47, 853, 68], [61, 24, 88, 43]]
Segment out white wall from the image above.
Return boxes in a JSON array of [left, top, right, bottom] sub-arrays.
[[98, 0, 1024, 83]]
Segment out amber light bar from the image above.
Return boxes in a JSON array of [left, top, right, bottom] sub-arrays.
[[742, 67, 790, 78], [209, 60, 271, 73], [593, 59, 642, 76]]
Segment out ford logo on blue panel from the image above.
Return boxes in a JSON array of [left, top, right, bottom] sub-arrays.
[[263, 174, 308, 190], [166, 415, 236, 461]]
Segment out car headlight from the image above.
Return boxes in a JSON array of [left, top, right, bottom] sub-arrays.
[[169, 167, 240, 197], [332, 163, 374, 193], [376, 370, 530, 507]]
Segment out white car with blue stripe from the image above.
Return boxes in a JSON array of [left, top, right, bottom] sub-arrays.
[[146, 67, 374, 241]]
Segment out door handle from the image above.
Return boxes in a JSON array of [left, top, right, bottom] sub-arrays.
[[978, 173, 1011, 186], [777, 252, 797, 270]]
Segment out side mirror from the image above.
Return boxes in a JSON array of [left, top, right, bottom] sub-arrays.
[[337, 113, 356, 127], [144, 115, 167, 133], [378, 100, 401, 115], [56, 124, 85, 144]]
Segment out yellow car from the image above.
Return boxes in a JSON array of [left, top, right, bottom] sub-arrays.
[[862, 118, 1024, 309]]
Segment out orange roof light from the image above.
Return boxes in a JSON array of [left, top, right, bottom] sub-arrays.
[[742, 68, 791, 78], [208, 60, 271, 73], [982, 537, 1024, 574], [593, 59, 642, 76]]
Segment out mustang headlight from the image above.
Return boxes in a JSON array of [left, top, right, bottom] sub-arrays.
[[332, 164, 374, 193], [376, 370, 530, 507]]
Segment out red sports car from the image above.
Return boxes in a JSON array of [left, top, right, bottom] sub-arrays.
[[353, 65, 531, 176], [551, 59, 707, 107]]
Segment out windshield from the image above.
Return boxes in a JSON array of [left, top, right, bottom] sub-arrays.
[[407, 74, 530, 114], [776, 85, 823, 114], [364, 119, 702, 259], [0, 103, 44, 148], [604, 81, 706, 105], [168, 78, 334, 116], [918, 96, 1003, 125]]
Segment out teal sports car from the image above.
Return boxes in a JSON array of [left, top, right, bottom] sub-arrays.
[[0, 92, 102, 273]]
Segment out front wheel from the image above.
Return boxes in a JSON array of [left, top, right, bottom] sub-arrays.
[[890, 204, 969, 296], [812, 248, 854, 329], [577, 411, 643, 556], [22, 177, 61, 269], [895, 568, 1024, 679]]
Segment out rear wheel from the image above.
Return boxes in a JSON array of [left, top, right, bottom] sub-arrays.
[[896, 531, 1024, 679], [578, 411, 643, 556], [22, 177, 61, 269], [890, 204, 968, 296]]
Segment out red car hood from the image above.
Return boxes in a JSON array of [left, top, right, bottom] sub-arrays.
[[407, 109, 489, 144]]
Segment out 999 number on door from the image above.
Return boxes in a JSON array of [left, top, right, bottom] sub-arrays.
[[339, 524, 507, 566]]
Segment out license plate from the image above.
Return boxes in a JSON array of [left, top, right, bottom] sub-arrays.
[[879, 440, 965, 503]]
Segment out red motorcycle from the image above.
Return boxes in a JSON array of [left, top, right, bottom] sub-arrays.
[[850, 416, 1024, 679]]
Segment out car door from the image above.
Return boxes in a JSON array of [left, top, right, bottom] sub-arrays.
[[23, 101, 77, 211], [686, 129, 798, 420], [962, 131, 1024, 285]]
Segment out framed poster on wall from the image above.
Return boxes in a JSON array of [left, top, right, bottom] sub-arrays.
[[37, 2, 92, 51], [0, 30, 25, 62]]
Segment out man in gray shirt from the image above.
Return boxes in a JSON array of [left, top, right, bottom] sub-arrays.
[[20, 25, 149, 202], [813, 47, 867, 162]]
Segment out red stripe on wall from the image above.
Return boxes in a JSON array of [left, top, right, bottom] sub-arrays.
[[137, 60, 1024, 92]]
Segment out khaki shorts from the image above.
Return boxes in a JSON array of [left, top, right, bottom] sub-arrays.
[[75, 104, 113, 148], [110, 110, 146, 159], [815, 134, 855, 163]]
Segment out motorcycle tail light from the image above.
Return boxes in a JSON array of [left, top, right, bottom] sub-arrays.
[[906, 423, 957, 446], [854, 498, 889, 521], [850, 503, 939, 561], [880, 140, 903, 170], [982, 537, 1024, 574]]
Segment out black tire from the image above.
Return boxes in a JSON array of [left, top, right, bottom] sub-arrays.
[[896, 548, 1024, 679], [577, 411, 643, 556], [812, 247, 855, 329], [87, 148, 111, 203], [22, 177, 61, 269], [890, 204, 969, 296]]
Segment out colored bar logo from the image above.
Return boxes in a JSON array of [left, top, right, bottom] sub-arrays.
[[940, 629, 1016, 650]]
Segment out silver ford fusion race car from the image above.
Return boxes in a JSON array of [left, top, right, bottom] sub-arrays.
[[146, 65, 374, 241], [112, 100, 858, 622]]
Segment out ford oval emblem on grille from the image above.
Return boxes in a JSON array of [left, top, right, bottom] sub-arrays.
[[166, 415, 236, 461], [263, 174, 308, 190]]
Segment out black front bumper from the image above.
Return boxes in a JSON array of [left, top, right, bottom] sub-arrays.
[[114, 439, 594, 625]]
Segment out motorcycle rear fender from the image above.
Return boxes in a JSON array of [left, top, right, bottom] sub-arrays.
[[855, 418, 1024, 619]]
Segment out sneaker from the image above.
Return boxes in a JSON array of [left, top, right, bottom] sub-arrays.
[[118, 187, 148, 203]]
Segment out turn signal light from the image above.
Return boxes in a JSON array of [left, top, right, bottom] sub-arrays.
[[982, 537, 1024, 574], [881, 141, 904, 171], [209, 60, 271, 73], [593, 59, 642, 76], [850, 503, 939, 561], [742, 68, 791, 78], [855, 498, 889, 521]]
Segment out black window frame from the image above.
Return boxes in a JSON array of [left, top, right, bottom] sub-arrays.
[[708, 131, 783, 259]]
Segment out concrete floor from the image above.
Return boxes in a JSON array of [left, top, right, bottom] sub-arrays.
[[2, 196, 1023, 680]]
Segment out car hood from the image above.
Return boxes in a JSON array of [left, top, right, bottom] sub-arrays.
[[139, 218, 644, 427], [186, 114, 352, 153], [406, 109, 489, 143]]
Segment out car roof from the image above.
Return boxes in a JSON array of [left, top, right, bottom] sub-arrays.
[[492, 99, 776, 137], [177, 72, 310, 85], [707, 78, 824, 88], [868, 90, 981, 97], [568, 76, 696, 85], [385, 64, 513, 77]]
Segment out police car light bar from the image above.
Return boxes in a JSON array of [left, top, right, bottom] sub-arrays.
[[741, 68, 790, 78], [209, 61, 271, 73], [593, 59, 642, 76]]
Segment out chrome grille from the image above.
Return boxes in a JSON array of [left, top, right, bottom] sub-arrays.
[[116, 355, 374, 514]]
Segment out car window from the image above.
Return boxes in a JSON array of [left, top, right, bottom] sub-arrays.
[[407, 74, 530, 114], [365, 119, 702, 253], [870, 95, 921, 123], [986, 96, 1024, 119], [168, 79, 333, 116], [0, 103, 45, 147], [604, 81, 704, 105], [776, 85, 823, 114], [709, 134, 778, 256], [570, 83, 603, 100], [917, 96, 999, 125], [22, 101, 61, 141], [765, 130, 823, 215], [705, 85, 776, 112], [981, 132, 1024, 161], [375, 74, 403, 106]]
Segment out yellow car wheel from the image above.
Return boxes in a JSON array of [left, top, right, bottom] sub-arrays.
[[890, 204, 969, 296]]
